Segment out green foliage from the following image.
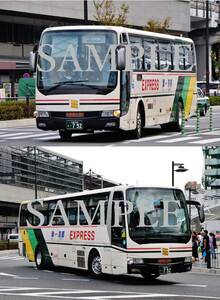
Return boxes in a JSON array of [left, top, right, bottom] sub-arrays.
[[0, 100, 35, 120], [0, 241, 18, 250], [144, 17, 171, 33], [93, 0, 129, 26], [209, 96, 220, 106]]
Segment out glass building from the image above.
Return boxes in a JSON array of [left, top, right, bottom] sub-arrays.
[[203, 146, 220, 190]]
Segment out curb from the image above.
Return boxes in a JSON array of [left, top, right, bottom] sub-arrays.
[[0, 118, 35, 129], [192, 267, 220, 274]]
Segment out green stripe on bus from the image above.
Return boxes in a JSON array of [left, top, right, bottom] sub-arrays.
[[181, 76, 191, 107], [27, 228, 38, 253]]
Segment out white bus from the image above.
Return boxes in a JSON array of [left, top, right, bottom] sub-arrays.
[[18, 186, 204, 279], [31, 26, 197, 140]]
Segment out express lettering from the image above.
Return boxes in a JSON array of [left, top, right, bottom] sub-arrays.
[[70, 230, 95, 241], [142, 79, 159, 91]]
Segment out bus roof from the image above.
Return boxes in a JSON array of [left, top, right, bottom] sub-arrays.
[[20, 185, 183, 205], [42, 25, 193, 44]]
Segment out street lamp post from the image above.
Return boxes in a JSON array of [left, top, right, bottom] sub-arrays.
[[84, 0, 88, 24], [171, 161, 188, 187], [205, 0, 210, 96]]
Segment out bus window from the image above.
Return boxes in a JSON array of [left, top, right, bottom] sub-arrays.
[[48, 200, 65, 226], [111, 191, 126, 248], [88, 193, 109, 225], [178, 44, 194, 71], [158, 41, 172, 71], [20, 204, 32, 227], [32, 201, 48, 226], [143, 39, 154, 71], [129, 35, 143, 71]]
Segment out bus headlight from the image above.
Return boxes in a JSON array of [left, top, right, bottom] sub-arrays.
[[184, 257, 192, 263], [127, 258, 144, 264], [101, 110, 120, 118], [35, 111, 50, 118]]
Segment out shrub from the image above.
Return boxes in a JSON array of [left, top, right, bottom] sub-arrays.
[[209, 96, 220, 106], [0, 241, 18, 250], [0, 100, 35, 120]]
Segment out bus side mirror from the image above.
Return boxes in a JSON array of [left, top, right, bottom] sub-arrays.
[[197, 205, 205, 223], [116, 45, 126, 71], [186, 200, 205, 223], [29, 44, 38, 71]]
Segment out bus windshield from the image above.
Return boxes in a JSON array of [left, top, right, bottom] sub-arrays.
[[37, 30, 118, 95], [126, 188, 190, 244]]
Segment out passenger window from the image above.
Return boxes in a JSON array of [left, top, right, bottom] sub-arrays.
[[143, 39, 154, 71], [158, 41, 172, 70], [130, 35, 143, 71], [179, 44, 194, 70]]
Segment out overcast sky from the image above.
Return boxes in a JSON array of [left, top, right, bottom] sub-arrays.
[[46, 146, 204, 190]]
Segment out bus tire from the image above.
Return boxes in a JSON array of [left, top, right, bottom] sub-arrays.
[[59, 130, 72, 140], [88, 251, 102, 278], [35, 247, 45, 270], [141, 271, 160, 280], [132, 106, 144, 139]]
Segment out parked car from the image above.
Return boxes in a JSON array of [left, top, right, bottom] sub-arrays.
[[7, 233, 19, 243], [197, 81, 220, 96], [197, 87, 210, 116]]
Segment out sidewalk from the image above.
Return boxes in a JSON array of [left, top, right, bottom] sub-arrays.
[[0, 118, 35, 129], [191, 260, 220, 274]]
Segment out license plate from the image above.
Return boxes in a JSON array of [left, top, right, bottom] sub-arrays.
[[66, 120, 83, 130], [159, 265, 171, 274]]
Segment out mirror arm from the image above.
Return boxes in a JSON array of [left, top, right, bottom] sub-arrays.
[[186, 200, 201, 207]]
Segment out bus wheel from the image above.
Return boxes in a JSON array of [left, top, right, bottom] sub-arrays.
[[35, 248, 45, 270], [59, 130, 72, 140], [141, 271, 160, 280], [133, 106, 143, 139], [88, 252, 102, 278]]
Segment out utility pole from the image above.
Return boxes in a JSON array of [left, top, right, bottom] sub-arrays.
[[84, 0, 88, 24], [34, 146, 37, 199], [206, 0, 210, 96]]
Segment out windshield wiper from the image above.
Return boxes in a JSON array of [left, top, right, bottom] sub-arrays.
[[44, 80, 89, 93], [44, 80, 107, 94]]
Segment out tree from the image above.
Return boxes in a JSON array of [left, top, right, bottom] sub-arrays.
[[144, 17, 171, 33], [93, 0, 129, 26]]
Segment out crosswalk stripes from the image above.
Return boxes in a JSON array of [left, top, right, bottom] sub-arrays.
[[0, 127, 219, 144], [0, 286, 170, 299], [0, 255, 24, 261]]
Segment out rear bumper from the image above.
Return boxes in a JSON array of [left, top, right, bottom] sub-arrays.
[[36, 115, 119, 132]]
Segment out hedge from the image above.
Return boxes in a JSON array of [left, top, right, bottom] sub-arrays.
[[0, 100, 35, 120], [0, 241, 18, 250], [209, 96, 220, 106]]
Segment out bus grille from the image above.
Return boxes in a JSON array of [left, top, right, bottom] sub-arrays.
[[77, 250, 85, 268]]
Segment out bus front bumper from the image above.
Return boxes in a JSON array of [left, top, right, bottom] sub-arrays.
[[36, 114, 120, 132], [127, 258, 192, 275]]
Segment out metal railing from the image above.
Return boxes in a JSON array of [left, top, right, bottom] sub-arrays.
[[210, 249, 220, 269]]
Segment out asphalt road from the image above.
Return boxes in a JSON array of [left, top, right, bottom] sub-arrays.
[[0, 251, 220, 300], [0, 107, 220, 146]]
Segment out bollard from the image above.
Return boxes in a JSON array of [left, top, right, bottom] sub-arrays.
[[196, 108, 200, 134], [209, 107, 213, 132], [181, 109, 185, 135]]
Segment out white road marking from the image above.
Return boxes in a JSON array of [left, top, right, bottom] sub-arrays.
[[0, 132, 28, 138], [22, 290, 110, 296], [6, 132, 59, 139], [123, 135, 170, 144], [0, 256, 23, 260], [0, 272, 17, 277], [201, 130, 220, 135], [174, 283, 207, 287], [190, 137, 220, 144], [61, 278, 90, 281], [158, 136, 200, 143]]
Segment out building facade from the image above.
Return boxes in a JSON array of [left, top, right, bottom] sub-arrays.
[[0, 0, 191, 97], [203, 146, 220, 190]]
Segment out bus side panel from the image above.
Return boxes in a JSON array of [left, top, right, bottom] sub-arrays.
[[20, 228, 38, 262]]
